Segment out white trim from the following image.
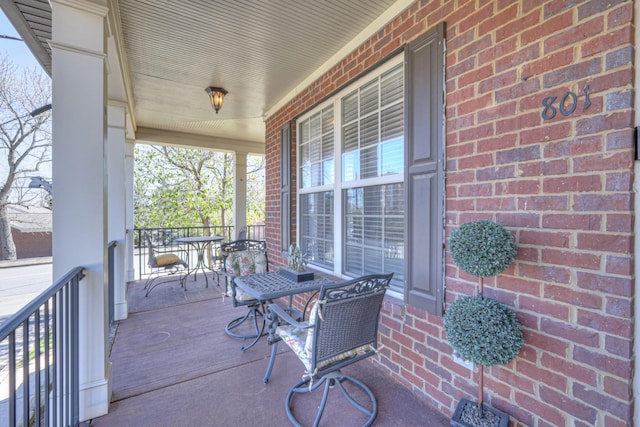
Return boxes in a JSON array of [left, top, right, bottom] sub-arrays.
[[265, 0, 414, 119], [48, 41, 106, 60], [50, 0, 108, 17]]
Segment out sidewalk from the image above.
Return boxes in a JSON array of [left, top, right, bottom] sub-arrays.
[[0, 257, 52, 268]]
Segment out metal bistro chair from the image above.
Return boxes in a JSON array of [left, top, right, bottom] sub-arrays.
[[220, 239, 269, 343], [143, 232, 188, 296], [264, 273, 393, 427]]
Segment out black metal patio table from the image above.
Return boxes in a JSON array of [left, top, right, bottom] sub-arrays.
[[174, 235, 223, 289], [233, 271, 331, 351]]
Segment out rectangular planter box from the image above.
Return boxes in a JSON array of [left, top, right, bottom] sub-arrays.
[[451, 398, 509, 427], [279, 267, 314, 282]]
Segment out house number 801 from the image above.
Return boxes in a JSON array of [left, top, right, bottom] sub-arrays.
[[541, 84, 591, 120]]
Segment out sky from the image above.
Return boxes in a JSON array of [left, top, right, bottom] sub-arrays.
[[1, 10, 52, 189], [0, 11, 42, 71]]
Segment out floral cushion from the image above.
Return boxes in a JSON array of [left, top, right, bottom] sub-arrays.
[[277, 302, 374, 373], [224, 250, 268, 301], [155, 253, 180, 266]]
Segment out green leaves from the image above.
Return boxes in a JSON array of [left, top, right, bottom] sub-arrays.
[[134, 145, 265, 228], [449, 220, 517, 278], [444, 296, 523, 366]]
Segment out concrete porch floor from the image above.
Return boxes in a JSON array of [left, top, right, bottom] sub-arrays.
[[89, 272, 450, 426]]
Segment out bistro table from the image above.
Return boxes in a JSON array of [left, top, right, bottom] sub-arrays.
[[233, 271, 332, 351], [174, 235, 223, 289]]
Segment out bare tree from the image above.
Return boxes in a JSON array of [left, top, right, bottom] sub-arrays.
[[0, 53, 51, 260]]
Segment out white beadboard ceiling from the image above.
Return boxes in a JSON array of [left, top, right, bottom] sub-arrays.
[[2, 0, 409, 145]]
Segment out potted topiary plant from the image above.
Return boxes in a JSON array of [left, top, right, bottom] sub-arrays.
[[279, 244, 314, 282], [444, 220, 523, 427]]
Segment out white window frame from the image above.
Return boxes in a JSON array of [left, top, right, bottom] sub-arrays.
[[296, 54, 405, 290]]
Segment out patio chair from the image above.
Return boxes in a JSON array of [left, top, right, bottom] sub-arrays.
[[220, 239, 269, 340], [264, 273, 393, 427], [143, 232, 188, 296], [237, 226, 247, 240]]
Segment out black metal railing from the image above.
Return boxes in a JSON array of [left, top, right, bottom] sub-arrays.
[[0, 267, 84, 427], [134, 225, 266, 280]]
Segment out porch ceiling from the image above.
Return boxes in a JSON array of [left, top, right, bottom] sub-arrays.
[[2, 0, 410, 145]]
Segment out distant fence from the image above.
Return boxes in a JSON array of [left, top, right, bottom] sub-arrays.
[[134, 225, 266, 280]]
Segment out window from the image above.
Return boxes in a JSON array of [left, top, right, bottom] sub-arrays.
[[298, 58, 405, 294], [297, 24, 445, 312]]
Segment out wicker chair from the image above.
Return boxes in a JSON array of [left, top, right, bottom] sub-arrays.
[[264, 273, 393, 427], [143, 232, 188, 296], [220, 239, 269, 342]]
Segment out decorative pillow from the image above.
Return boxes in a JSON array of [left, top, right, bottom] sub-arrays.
[[155, 254, 180, 266], [224, 250, 267, 301]]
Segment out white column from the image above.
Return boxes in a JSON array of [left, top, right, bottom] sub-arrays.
[[234, 151, 248, 237], [49, 0, 111, 420], [107, 101, 128, 320], [125, 139, 135, 283]]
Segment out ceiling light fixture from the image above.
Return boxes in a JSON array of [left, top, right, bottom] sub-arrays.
[[205, 87, 228, 114]]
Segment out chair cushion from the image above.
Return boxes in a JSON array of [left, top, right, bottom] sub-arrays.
[[277, 317, 374, 372], [304, 301, 319, 353], [224, 250, 268, 301], [225, 250, 268, 276], [155, 254, 181, 266]]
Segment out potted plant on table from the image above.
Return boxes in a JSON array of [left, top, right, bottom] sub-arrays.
[[444, 220, 523, 427], [279, 244, 314, 282]]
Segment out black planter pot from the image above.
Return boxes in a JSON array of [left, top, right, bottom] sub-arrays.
[[279, 267, 314, 282], [451, 398, 509, 427]]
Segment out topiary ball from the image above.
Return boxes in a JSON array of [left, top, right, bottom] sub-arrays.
[[444, 296, 524, 366], [449, 220, 517, 278]]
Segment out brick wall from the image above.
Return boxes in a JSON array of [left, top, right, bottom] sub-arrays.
[[0, 230, 52, 259], [265, 1, 635, 425]]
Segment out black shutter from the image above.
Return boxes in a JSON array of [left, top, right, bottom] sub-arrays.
[[280, 122, 291, 253], [404, 23, 445, 315]]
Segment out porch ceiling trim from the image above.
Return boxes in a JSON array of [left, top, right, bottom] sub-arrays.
[[135, 126, 265, 155]]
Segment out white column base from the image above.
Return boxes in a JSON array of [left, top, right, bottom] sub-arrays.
[[114, 300, 128, 321], [79, 362, 112, 421]]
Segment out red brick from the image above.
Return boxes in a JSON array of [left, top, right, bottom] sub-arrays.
[[606, 214, 633, 233], [543, 175, 602, 193], [521, 122, 572, 145], [542, 214, 601, 230], [577, 309, 631, 337], [519, 229, 570, 247], [577, 232, 632, 254], [542, 249, 600, 270], [604, 375, 632, 401], [541, 353, 598, 387], [605, 255, 633, 276], [520, 296, 571, 321], [514, 390, 567, 427], [523, 331, 570, 357], [573, 382, 631, 420], [573, 152, 633, 173], [522, 48, 574, 81], [517, 195, 568, 211], [544, 16, 604, 53], [540, 385, 598, 423], [577, 272, 632, 297], [573, 194, 632, 212], [458, 123, 494, 143], [604, 335, 632, 358], [495, 112, 540, 134], [544, 284, 602, 309]]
